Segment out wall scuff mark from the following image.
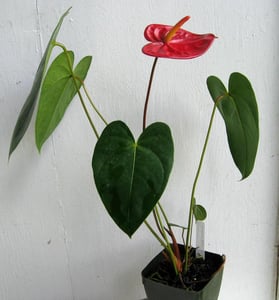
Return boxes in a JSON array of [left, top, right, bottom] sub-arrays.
[[35, 0, 43, 57]]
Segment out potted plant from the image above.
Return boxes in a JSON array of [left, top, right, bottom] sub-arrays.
[[9, 8, 259, 300]]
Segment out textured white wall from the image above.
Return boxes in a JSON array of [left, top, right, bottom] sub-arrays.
[[0, 1, 278, 300]]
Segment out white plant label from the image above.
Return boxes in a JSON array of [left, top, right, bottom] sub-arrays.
[[196, 221, 205, 260]]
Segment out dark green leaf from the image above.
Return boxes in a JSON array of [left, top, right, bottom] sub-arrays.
[[9, 8, 71, 158], [193, 204, 207, 221], [92, 121, 174, 237], [35, 52, 92, 150], [207, 72, 259, 179]]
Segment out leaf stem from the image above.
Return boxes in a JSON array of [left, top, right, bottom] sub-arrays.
[[152, 210, 164, 238], [74, 78, 100, 139], [154, 206, 178, 275], [144, 220, 167, 248], [158, 203, 171, 232], [82, 83, 108, 125], [184, 101, 218, 272]]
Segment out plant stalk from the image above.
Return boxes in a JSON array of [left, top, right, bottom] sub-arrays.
[[81, 83, 108, 125], [144, 220, 167, 249], [158, 203, 172, 232], [154, 206, 178, 275], [142, 57, 158, 131], [142, 57, 180, 274], [184, 101, 218, 273], [142, 57, 169, 246]]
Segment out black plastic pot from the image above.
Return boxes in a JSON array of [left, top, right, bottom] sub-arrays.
[[142, 246, 225, 300]]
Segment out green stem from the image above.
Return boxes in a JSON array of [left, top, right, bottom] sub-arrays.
[[75, 82, 100, 139], [152, 210, 164, 238], [184, 101, 218, 273], [158, 203, 172, 232], [82, 83, 108, 125], [145, 207, 179, 275], [154, 206, 178, 275], [144, 220, 167, 248]]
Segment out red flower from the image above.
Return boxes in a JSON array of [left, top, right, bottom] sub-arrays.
[[142, 16, 216, 59]]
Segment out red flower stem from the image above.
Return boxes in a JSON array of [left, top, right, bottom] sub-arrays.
[[142, 57, 158, 131], [142, 57, 180, 274], [142, 57, 171, 258]]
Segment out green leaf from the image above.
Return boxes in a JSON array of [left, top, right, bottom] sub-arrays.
[[193, 204, 207, 221], [207, 72, 259, 179], [35, 52, 92, 151], [92, 121, 174, 237], [9, 8, 71, 158]]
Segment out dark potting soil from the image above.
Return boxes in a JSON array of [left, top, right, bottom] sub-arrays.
[[148, 247, 224, 291]]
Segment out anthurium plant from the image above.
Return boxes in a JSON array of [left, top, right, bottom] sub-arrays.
[[9, 8, 259, 287]]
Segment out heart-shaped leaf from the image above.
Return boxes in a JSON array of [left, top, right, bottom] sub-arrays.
[[207, 72, 259, 179], [9, 8, 71, 158], [35, 52, 92, 151], [92, 121, 174, 237]]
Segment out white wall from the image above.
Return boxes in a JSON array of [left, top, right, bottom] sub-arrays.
[[0, 1, 278, 299]]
